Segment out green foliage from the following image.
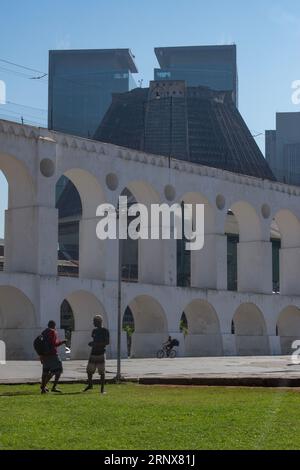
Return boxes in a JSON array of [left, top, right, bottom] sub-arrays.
[[123, 325, 135, 336], [179, 319, 188, 336]]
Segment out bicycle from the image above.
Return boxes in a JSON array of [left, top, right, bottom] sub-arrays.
[[156, 345, 177, 359]]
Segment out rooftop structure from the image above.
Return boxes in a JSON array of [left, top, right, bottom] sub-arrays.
[[95, 82, 275, 181]]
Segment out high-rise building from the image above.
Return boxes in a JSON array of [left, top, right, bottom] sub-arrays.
[[48, 49, 138, 270], [266, 112, 300, 186], [48, 48, 138, 137], [154, 45, 238, 106]]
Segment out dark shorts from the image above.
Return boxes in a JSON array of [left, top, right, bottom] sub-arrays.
[[42, 355, 63, 374]]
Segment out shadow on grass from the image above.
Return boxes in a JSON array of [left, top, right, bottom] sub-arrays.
[[0, 390, 85, 398]]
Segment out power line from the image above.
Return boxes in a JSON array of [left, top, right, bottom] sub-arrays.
[[0, 65, 36, 79], [6, 100, 47, 113], [0, 56, 127, 93], [0, 58, 46, 75]]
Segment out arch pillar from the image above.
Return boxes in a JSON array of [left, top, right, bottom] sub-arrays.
[[191, 233, 227, 290], [0, 286, 37, 360], [128, 295, 168, 358], [5, 206, 58, 275], [79, 218, 107, 280], [237, 241, 272, 294], [233, 303, 270, 356], [182, 300, 223, 357], [280, 248, 300, 295], [277, 306, 300, 355]]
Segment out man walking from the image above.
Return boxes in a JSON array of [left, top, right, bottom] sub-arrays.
[[38, 320, 67, 394], [83, 315, 110, 394]]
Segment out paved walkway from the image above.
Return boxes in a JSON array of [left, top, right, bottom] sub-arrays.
[[1, 356, 300, 386]]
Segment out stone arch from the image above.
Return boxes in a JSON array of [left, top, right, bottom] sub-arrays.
[[61, 290, 108, 359], [0, 286, 36, 359], [0, 153, 36, 273], [182, 300, 223, 356], [127, 295, 168, 357], [277, 306, 300, 355], [229, 202, 266, 293], [272, 210, 300, 295], [178, 192, 216, 289], [120, 181, 163, 284], [230, 201, 261, 242], [55, 169, 107, 280], [273, 210, 300, 248], [179, 191, 215, 233], [124, 180, 161, 206], [0, 152, 35, 208], [63, 168, 106, 218], [233, 303, 270, 356]]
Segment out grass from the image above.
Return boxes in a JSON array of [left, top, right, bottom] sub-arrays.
[[0, 383, 300, 450]]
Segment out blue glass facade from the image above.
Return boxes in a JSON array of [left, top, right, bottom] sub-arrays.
[[48, 49, 137, 138], [154, 45, 238, 106]]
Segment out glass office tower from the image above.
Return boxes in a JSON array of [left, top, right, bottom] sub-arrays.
[[48, 49, 138, 276], [48, 48, 138, 137], [154, 45, 238, 106]]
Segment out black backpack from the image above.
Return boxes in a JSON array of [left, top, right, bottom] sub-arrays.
[[33, 330, 51, 356], [172, 339, 180, 347]]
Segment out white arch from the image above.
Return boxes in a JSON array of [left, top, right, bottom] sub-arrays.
[[179, 191, 215, 233], [127, 294, 168, 358], [183, 300, 223, 357], [277, 306, 300, 354], [121, 181, 164, 284], [273, 209, 300, 248], [63, 168, 106, 218], [124, 180, 161, 205], [230, 201, 261, 242], [233, 303, 270, 356], [0, 286, 36, 359], [0, 152, 35, 208]]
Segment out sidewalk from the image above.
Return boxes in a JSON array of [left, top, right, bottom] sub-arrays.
[[1, 356, 300, 387]]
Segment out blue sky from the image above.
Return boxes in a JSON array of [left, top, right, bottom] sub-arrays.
[[0, 0, 299, 237]]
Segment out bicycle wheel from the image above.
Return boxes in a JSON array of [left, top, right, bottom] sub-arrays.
[[169, 349, 177, 358], [157, 349, 165, 359]]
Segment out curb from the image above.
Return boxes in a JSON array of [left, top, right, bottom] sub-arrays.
[[1, 376, 300, 388]]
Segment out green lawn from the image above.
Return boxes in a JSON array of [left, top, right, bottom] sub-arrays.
[[0, 383, 299, 450]]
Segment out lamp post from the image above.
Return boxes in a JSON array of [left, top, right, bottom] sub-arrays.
[[115, 203, 126, 384], [116, 228, 123, 383]]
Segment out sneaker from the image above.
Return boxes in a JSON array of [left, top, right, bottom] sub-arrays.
[[41, 388, 48, 394], [51, 387, 62, 393], [83, 385, 93, 392]]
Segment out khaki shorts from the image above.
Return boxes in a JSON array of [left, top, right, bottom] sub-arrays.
[[86, 354, 105, 375]]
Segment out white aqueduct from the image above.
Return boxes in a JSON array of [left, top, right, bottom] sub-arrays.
[[1, 119, 300, 360]]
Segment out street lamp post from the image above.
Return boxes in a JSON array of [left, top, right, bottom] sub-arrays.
[[116, 231, 122, 383], [115, 206, 125, 384]]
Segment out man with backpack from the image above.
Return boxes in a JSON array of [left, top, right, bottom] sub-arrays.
[[83, 315, 110, 394], [34, 320, 67, 394]]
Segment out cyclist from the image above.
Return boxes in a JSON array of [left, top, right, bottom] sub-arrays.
[[164, 336, 175, 357]]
